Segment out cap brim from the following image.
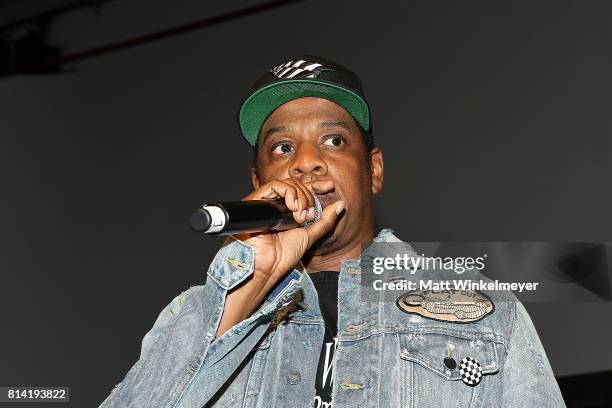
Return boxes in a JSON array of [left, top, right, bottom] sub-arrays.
[[239, 79, 370, 146]]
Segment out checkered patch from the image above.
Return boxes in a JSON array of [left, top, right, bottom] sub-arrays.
[[459, 357, 482, 386], [270, 59, 324, 79]]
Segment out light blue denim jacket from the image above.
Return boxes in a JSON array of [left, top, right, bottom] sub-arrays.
[[100, 229, 566, 407]]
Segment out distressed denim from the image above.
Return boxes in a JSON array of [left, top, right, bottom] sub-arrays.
[[100, 229, 566, 408]]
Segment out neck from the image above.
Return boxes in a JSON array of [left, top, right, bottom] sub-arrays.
[[304, 225, 375, 273]]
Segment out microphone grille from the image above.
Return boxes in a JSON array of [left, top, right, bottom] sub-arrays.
[[302, 195, 322, 228]]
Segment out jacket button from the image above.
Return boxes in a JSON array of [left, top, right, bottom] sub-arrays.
[[444, 357, 457, 370], [287, 370, 301, 385]]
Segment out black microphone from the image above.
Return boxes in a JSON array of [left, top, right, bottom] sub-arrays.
[[189, 196, 322, 235]]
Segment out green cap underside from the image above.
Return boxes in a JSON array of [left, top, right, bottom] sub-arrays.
[[239, 79, 370, 146]]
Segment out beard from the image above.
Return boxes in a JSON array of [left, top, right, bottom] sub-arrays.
[[303, 216, 344, 261], [304, 192, 343, 256], [308, 229, 339, 255]]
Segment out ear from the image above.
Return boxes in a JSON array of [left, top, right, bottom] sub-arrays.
[[370, 147, 384, 194], [250, 166, 261, 190]]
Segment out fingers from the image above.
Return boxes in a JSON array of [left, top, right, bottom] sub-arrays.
[[304, 200, 346, 247], [242, 180, 299, 211], [284, 179, 315, 223], [242, 179, 320, 224]]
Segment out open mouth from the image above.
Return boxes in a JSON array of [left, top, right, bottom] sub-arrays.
[[316, 193, 337, 210]]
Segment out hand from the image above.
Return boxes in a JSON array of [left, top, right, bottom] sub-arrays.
[[235, 177, 345, 291], [215, 178, 345, 338]]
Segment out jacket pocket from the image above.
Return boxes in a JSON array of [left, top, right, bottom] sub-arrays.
[[397, 332, 502, 407], [398, 332, 499, 380]]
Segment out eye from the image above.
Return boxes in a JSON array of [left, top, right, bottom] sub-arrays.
[[271, 142, 295, 154], [322, 134, 344, 147]]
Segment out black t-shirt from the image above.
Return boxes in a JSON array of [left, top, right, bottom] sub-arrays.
[[309, 271, 339, 408]]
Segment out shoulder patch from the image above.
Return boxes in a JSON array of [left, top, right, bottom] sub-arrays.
[[396, 290, 494, 323]]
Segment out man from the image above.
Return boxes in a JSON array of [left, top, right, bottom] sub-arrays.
[[100, 55, 566, 407]]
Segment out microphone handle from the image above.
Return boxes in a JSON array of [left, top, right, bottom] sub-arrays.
[[190, 199, 300, 235], [215, 199, 299, 235]]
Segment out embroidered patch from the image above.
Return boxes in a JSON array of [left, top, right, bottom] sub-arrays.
[[270, 59, 324, 79], [396, 289, 494, 323]]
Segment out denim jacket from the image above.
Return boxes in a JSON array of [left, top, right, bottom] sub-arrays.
[[100, 229, 566, 408]]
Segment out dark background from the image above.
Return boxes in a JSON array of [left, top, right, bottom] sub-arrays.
[[1, 1, 610, 406]]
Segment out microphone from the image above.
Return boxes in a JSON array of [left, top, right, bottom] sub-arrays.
[[189, 196, 322, 235]]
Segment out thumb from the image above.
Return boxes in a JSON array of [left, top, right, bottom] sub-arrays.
[[304, 200, 346, 247]]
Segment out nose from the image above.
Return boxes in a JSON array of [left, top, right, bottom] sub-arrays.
[[289, 142, 328, 178]]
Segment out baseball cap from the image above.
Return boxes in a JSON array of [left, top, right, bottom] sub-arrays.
[[238, 54, 371, 146]]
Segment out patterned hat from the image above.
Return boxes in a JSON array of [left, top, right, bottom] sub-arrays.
[[238, 54, 371, 146]]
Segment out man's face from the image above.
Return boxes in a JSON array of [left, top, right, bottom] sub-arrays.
[[251, 97, 384, 255]]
